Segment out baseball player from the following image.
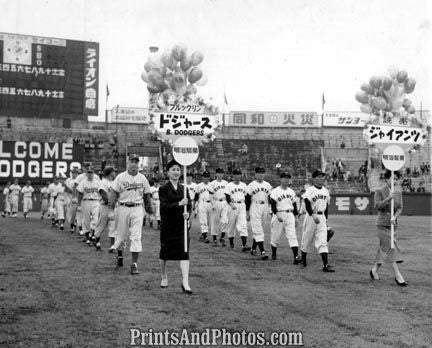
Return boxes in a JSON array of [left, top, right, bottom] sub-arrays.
[[148, 178, 161, 229], [224, 169, 251, 251], [40, 182, 50, 219], [21, 181, 35, 219], [2, 182, 12, 218], [109, 154, 152, 275], [9, 179, 22, 218], [77, 166, 101, 245], [209, 168, 229, 247], [269, 172, 302, 263], [54, 177, 68, 230], [194, 171, 212, 243], [299, 169, 335, 272], [185, 173, 197, 218], [94, 166, 116, 252], [246, 167, 272, 260], [47, 177, 60, 226], [64, 168, 79, 233]]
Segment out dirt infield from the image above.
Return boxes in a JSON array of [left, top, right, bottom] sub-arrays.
[[0, 214, 431, 348]]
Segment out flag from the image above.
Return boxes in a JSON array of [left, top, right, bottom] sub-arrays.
[[106, 83, 110, 98], [322, 93, 325, 112], [223, 90, 228, 105]]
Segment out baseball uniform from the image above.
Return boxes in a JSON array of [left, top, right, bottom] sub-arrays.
[[64, 177, 78, 231], [77, 177, 101, 242], [40, 186, 50, 218], [246, 180, 272, 243], [9, 184, 21, 216], [194, 181, 213, 241], [111, 171, 151, 253], [209, 179, 229, 245], [2, 187, 11, 216], [21, 185, 35, 217], [94, 178, 116, 250], [47, 182, 58, 220], [75, 172, 100, 231], [186, 181, 198, 216]]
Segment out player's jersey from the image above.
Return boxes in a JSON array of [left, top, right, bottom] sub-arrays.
[[270, 186, 297, 211], [21, 186, 34, 198], [77, 179, 101, 200], [186, 182, 197, 201], [112, 171, 151, 204], [225, 182, 247, 202], [209, 179, 228, 201], [247, 180, 272, 203], [195, 182, 213, 202], [64, 177, 77, 196], [3, 187, 10, 199], [150, 186, 159, 200], [48, 183, 58, 198], [55, 183, 66, 200], [98, 178, 114, 204], [40, 187, 50, 199], [9, 184, 21, 197], [75, 173, 100, 185], [302, 185, 330, 213]]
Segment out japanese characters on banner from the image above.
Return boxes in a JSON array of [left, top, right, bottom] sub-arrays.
[[364, 125, 425, 145], [83, 42, 99, 115], [108, 107, 149, 124], [228, 111, 320, 128], [323, 112, 370, 127], [0, 141, 84, 182]]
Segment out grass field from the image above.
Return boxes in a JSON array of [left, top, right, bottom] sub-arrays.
[[0, 214, 431, 348]]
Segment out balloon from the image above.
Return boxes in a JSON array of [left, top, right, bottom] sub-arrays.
[[360, 103, 372, 114], [396, 70, 408, 83], [186, 84, 197, 95], [369, 76, 381, 89], [402, 98, 412, 107], [195, 73, 208, 86], [180, 56, 193, 71], [172, 72, 186, 89], [406, 105, 416, 114], [360, 83, 374, 95], [355, 91, 369, 104], [172, 44, 187, 61], [382, 77, 393, 91], [147, 70, 164, 87], [147, 84, 161, 94], [161, 50, 174, 67], [191, 51, 204, 66], [144, 61, 152, 73], [404, 78, 416, 94], [188, 67, 203, 84], [371, 97, 387, 110], [387, 65, 399, 79], [141, 71, 149, 83]]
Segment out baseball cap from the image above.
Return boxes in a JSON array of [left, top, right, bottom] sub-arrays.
[[255, 166, 265, 174], [232, 169, 242, 175], [86, 165, 94, 173], [216, 168, 224, 174], [312, 169, 326, 178], [71, 167, 79, 174], [129, 153, 139, 161], [201, 171, 210, 178], [280, 172, 292, 179], [104, 166, 115, 177]]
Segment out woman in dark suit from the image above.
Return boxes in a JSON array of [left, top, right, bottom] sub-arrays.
[[159, 160, 192, 293]]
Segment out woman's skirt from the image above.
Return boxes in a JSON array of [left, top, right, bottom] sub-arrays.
[[375, 225, 403, 264]]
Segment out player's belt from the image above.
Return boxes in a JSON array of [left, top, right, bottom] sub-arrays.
[[316, 211, 325, 215], [119, 202, 142, 207], [152, 198, 159, 201], [233, 200, 244, 203], [83, 198, 98, 201], [202, 200, 211, 203], [218, 199, 225, 201], [278, 209, 293, 213], [254, 201, 266, 204]]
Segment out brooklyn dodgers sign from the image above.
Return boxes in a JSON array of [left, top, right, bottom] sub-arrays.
[[0, 141, 83, 180]]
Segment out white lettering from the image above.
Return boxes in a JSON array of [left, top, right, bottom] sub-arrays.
[[15, 141, 27, 158], [335, 197, 350, 211], [28, 161, 40, 178], [62, 143, 73, 160], [42, 161, 53, 178], [0, 141, 11, 158], [56, 162, 67, 178], [44, 143, 59, 159], [29, 142, 41, 158], [0, 160, 10, 177], [12, 160, 25, 177]]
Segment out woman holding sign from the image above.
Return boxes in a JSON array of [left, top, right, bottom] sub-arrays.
[[159, 160, 193, 294], [370, 170, 407, 286]]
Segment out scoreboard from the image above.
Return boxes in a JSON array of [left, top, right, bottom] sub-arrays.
[[0, 32, 99, 119]]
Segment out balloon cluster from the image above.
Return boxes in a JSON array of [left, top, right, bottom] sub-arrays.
[[355, 66, 416, 119]]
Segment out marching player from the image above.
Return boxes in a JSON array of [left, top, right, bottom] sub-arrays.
[[64, 168, 79, 233], [55, 176, 67, 230], [109, 154, 152, 275], [77, 166, 101, 245], [9, 179, 22, 218], [194, 171, 212, 243], [246, 167, 272, 260], [299, 169, 335, 272], [224, 169, 251, 251], [2, 182, 12, 218], [269, 172, 302, 263], [21, 181, 35, 219], [48, 177, 60, 226], [94, 166, 116, 251], [149, 178, 161, 229], [40, 182, 50, 220], [209, 168, 229, 247], [185, 173, 197, 218]]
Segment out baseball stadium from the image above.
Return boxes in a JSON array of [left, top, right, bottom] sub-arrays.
[[1, 21, 431, 348]]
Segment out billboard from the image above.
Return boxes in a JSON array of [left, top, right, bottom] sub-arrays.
[[228, 111, 320, 128], [0, 32, 99, 119], [0, 140, 84, 182], [323, 112, 370, 127], [108, 107, 149, 124]]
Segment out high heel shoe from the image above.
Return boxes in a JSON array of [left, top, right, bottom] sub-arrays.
[[181, 284, 193, 295], [395, 278, 408, 287], [160, 284, 168, 288], [370, 270, 379, 280]]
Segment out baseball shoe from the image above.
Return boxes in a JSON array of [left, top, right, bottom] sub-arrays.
[[199, 235, 204, 242], [203, 237, 210, 244], [241, 246, 251, 252], [108, 247, 115, 254], [271, 255, 277, 261], [130, 263, 139, 275], [40, 215, 44, 220], [60, 224, 64, 230], [96, 244, 102, 251], [212, 240, 218, 247], [322, 264, 335, 272], [219, 238, 226, 247], [261, 251, 269, 260], [369, 269, 380, 280], [230, 244, 235, 249], [116, 256, 123, 267], [250, 249, 258, 256], [293, 256, 302, 265], [1, 213, 5, 218]]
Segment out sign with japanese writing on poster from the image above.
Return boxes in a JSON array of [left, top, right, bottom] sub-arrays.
[[0, 32, 99, 119], [323, 112, 371, 127], [109, 107, 149, 124], [228, 111, 320, 128], [172, 137, 199, 166], [381, 145, 406, 171], [364, 124, 426, 145]]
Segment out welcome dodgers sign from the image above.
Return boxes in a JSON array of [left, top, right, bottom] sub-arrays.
[[0, 141, 83, 181]]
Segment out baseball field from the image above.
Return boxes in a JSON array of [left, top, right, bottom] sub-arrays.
[[0, 214, 431, 348]]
